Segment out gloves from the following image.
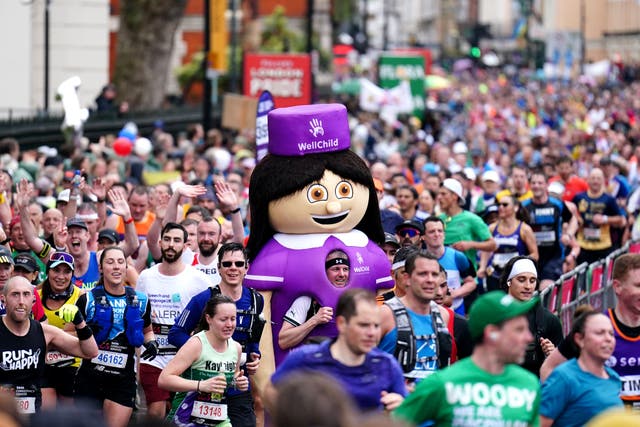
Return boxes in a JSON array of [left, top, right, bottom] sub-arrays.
[[57, 304, 84, 325], [141, 340, 159, 361]]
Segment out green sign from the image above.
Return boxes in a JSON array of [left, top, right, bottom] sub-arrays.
[[378, 54, 425, 117]]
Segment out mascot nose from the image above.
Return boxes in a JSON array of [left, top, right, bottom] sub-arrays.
[[326, 201, 342, 214]]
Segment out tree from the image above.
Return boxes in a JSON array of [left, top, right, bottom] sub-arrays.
[[113, 0, 188, 109], [260, 6, 305, 53]]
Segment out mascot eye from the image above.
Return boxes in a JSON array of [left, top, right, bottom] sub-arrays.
[[307, 184, 328, 203], [335, 181, 353, 199]]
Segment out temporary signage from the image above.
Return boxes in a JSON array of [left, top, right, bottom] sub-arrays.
[[378, 54, 425, 117], [243, 53, 311, 107], [255, 90, 274, 161]]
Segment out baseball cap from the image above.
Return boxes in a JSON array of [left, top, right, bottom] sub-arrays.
[[67, 218, 88, 231], [383, 232, 400, 248], [197, 188, 216, 202], [481, 170, 501, 183], [48, 251, 75, 271], [482, 204, 499, 219], [13, 253, 38, 272], [0, 247, 15, 265], [442, 178, 464, 201], [392, 246, 419, 271], [452, 141, 468, 154], [548, 181, 565, 196], [463, 167, 476, 181], [98, 228, 120, 244], [395, 219, 425, 236], [468, 291, 539, 339]]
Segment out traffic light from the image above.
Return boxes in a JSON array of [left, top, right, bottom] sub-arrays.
[[470, 46, 481, 58]]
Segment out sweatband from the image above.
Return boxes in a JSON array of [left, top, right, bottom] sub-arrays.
[[507, 258, 537, 281], [325, 257, 350, 270], [76, 325, 94, 341], [392, 260, 406, 271], [76, 213, 99, 221]]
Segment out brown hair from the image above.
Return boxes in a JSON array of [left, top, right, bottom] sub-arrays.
[[612, 253, 640, 281]]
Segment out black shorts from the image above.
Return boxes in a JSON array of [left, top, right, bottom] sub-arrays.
[[539, 256, 563, 282], [42, 365, 78, 397], [74, 369, 137, 408], [227, 391, 256, 427]]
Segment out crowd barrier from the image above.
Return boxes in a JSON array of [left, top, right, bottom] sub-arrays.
[[540, 240, 640, 335]]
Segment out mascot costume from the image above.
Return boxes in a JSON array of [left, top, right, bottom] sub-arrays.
[[246, 103, 394, 388]]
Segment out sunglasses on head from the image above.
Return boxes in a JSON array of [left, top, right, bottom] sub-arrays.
[[397, 228, 420, 238], [220, 261, 246, 268], [51, 251, 74, 264]]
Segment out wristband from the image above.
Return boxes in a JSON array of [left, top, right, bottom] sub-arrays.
[[0, 238, 10, 245], [230, 207, 241, 214], [603, 215, 609, 224], [96, 197, 106, 203], [0, 193, 5, 205], [76, 325, 93, 341], [197, 380, 201, 392], [124, 217, 135, 224]]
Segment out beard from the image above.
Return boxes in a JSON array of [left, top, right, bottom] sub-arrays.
[[161, 247, 183, 263], [198, 241, 218, 257]]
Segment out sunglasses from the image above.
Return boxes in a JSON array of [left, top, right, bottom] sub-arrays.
[[220, 261, 246, 268], [51, 251, 74, 264], [397, 228, 420, 238], [498, 203, 511, 207]]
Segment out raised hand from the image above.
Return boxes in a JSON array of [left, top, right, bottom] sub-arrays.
[[53, 216, 69, 249], [214, 181, 238, 211], [108, 189, 132, 220], [91, 177, 107, 201], [15, 179, 33, 210], [176, 184, 207, 199]]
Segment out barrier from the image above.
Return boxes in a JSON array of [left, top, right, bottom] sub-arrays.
[[540, 241, 636, 333]]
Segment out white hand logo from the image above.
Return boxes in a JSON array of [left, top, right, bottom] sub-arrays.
[[309, 118, 324, 137]]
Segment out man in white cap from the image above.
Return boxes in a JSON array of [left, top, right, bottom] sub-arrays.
[[437, 178, 497, 271], [471, 170, 502, 214]]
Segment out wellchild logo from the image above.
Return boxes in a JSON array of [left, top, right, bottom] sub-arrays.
[[308, 118, 324, 137], [296, 139, 339, 152]]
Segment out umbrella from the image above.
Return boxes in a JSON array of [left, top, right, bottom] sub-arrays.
[[425, 75, 452, 91]]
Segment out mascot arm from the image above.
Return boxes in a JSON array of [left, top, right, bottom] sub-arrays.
[[255, 290, 275, 397]]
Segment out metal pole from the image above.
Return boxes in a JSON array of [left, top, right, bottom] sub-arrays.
[[202, 0, 212, 132], [307, 0, 314, 101], [44, 0, 50, 113], [383, 0, 388, 51], [230, 0, 239, 93]]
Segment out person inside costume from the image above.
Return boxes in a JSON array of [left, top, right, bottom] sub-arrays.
[[244, 103, 394, 377]]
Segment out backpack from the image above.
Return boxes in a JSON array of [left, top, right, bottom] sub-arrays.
[[209, 286, 265, 348]]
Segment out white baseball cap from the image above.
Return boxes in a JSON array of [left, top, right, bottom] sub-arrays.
[[442, 178, 464, 201], [481, 170, 501, 183], [452, 141, 468, 154]]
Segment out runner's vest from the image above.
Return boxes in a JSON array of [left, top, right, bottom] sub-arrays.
[[89, 286, 145, 347], [384, 297, 452, 373]]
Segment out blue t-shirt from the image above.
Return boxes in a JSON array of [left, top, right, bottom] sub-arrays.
[[540, 358, 622, 427], [271, 340, 406, 411]]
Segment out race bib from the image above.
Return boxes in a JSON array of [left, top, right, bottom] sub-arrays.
[[191, 400, 227, 421], [92, 350, 128, 369], [493, 252, 518, 268], [16, 397, 36, 414], [583, 227, 601, 241], [620, 374, 640, 399], [45, 351, 74, 366], [153, 324, 177, 355], [534, 230, 556, 245]]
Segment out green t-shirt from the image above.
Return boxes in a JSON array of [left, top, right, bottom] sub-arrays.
[[439, 210, 492, 268], [393, 358, 540, 427]]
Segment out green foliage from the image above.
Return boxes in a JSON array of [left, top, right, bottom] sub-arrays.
[[261, 5, 305, 52], [175, 51, 204, 91]]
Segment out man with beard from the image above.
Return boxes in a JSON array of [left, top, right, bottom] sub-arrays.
[[136, 222, 212, 419], [169, 243, 264, 427], [189, 216, 223, 285]]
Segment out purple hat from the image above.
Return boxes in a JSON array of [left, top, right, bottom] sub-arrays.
[[267, 104, 351, 156]]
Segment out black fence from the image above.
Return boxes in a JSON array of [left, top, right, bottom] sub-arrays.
[[0, 106, 216, 150]]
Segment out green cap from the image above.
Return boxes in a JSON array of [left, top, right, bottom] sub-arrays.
[[468, 291, 539, 339]]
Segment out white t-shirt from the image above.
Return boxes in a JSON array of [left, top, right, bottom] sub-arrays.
[[136, 264, 213, 369], [181, 248, 221, 286], [282, 296, 314, 326]]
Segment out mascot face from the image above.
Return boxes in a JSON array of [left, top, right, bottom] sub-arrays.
[[268, 170, 369, 234]]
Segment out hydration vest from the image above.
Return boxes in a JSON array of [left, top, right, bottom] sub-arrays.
[[89, 286, 145, 347], [384, 297, 452, 373], [209, 286, 265, 350]]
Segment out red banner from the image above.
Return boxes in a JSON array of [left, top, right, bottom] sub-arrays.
[[591, 264, 604, 293], [243, 53, 311, 108]]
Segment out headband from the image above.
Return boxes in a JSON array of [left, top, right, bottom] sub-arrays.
[[325, 257, 350, 270], [507, 258, 538, 281], [76, 213, 99, 221], [392, 260, 406, 271]]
